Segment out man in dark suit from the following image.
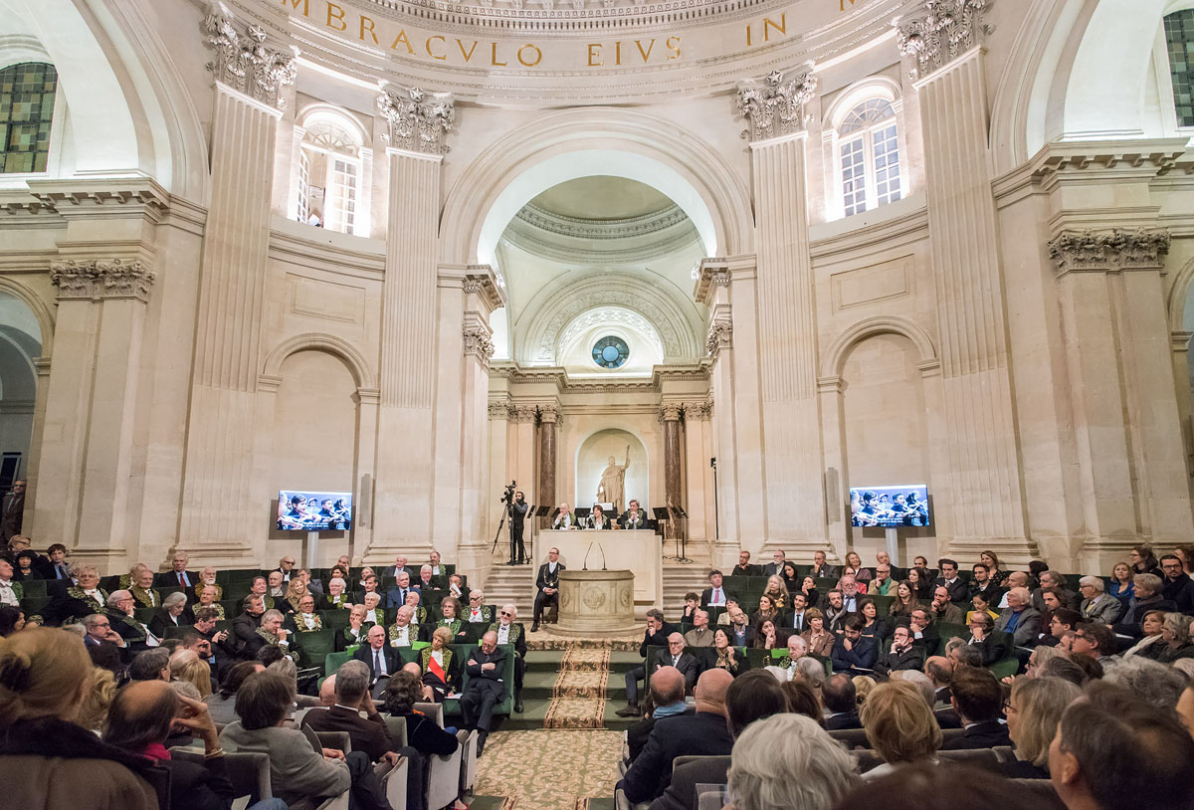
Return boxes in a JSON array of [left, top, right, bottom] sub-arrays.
[[652, 633, 700, 694], [384, 570, 420, 609], [460, 631, 507, 754], [487, 604, 528, 712], [618, 609, 675, 717], [302, 660, 401, 764], [618, 499, 649, 530], [731, 550, 762, 577], [811, 549, 838, 580], [823, 673, 862, 730], [831, 616, 878, 673], [155, 550, 198, 590], [941, 666, 1010, 749], [188, 611, 236, 682], [624, 666, 688, 763], [587, 505, 612, 529], [619, 668, 735, 805], [531, 547, 563, 632], [353, 624, 402, 697], [380, 554, 409, 580], [0, 479, 24, 544], [700, 569, 732, 609], [1031, 570, 1079, 613], [1160, 554, 1194, 612], [934, 559, 969, 605], [272, 556, 296, 583], [647, 670, 788, 810], [762, 549, 786, 578], [231, 595, 265, 657], [924, 655, 953, 705], [872, 625, 926, 677]]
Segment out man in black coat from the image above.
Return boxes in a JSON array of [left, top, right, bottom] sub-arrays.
[[823, 673, 862, 730], [941, 666, 1011, 749], [0, 479, 25, 544], [618, 610, 675, 717], [872, 625, 926, 677], [531, 547, 564, 631], [624, 666, 689, 763], [1160, 554, 1194, 612], [619, 668, 735, 805], [154, 550, 198, 590], [651, 633, 701, 693], [934, 559, 969, 605], [231, 595, 265, 657], [730, 549, 762, 577], [353, 624, 403, 697], [699, 570, 732, 609], [460, 631, 508, 754], [810, 549, 838, 580]]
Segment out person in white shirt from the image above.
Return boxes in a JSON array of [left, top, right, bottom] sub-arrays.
[[0, 559, 18, 607], [295, 595, 322, 631], [362, 592, 384, 626], [429, 550, 443, 576], [389, 605, 416, 647], [466, 590, 490, 624], [267, 570, 286, 598], [552, 502, 574, 529]]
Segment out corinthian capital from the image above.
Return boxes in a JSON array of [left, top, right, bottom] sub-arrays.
[[50, 258, 156, 303], [706, 320, 733, 359], [735, 65, 817, 142], [1047, 228, 1171, 276], [463, 326, 495, 366], [377, 85, 455, 156], [202, 6, 296, 109], [896, 0, 993, 81]]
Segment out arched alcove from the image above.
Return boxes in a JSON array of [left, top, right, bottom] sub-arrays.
[[0, 290, 41, 483], [574, 428, 649, 515]]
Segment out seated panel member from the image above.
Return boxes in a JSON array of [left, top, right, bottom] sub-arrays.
[[353, 623, 402, 697], [431, 595, 468, 641], [551, 502, 576, 530], [588, 504, 612, 530], [619, 499, 649, 530]]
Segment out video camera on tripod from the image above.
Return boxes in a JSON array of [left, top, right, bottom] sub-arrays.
[[500, 480, 516, 506], [492, 481, 529, 564]]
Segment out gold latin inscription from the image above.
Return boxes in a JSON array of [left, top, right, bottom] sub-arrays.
[[426, 35, 447, 59], [326, 2, 347, 30], [518, 44, 543, 66]]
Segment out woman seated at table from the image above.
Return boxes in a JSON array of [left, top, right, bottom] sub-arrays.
[[857, 598, 890, 643], [588, 504, 611, 530], [336, 604, 370, 651], [752, 594, 781, 627], [761, 576, 790, 611], [420, 626, 460, 701], [800, 608, 835, 658], [148, 592, 193, 639], [709, 628, 748, 675]]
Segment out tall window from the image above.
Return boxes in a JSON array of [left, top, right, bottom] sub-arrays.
[[0, 63, 58, 174], [1165, 10, 1194, 127], [299, 118, 361, 235], [838, 98, 901, 217]]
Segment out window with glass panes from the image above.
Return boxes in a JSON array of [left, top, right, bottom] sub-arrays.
[[299, 118, 361, 235], [838, 98, 902, 217], [1165, 11, 1194, 127], [0, 63, 58, 174]]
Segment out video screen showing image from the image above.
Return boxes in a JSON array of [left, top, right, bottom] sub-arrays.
[[850, 485, 929, 528], [277, 490, 353, 531]]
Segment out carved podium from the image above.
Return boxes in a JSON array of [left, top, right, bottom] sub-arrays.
[[551, 569, 638, 637]]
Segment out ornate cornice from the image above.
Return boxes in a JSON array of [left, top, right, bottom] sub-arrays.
[[50, 259, 156, 303], [491, 361, 709, 393], [488, 399, 512, 419], [515, 204, 690, 241], [736, 65, 817, 142], [706, 320, 733, 358], [1047, 229, 1171, 277], [203, 5, 297, 109], [896, 0, 992, 81], [377, 85, 455, 156]]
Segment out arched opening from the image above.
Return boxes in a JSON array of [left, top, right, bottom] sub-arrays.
[[574, 428, 649, 516], [0, 290, 41, 489]]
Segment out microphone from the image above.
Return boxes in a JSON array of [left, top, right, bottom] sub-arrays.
[[599, 543, 607, 571], [583, 542, 594, 571]]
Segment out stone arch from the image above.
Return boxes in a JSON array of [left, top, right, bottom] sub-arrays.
[[0, 276, 53, 359], [823, 76, 903, 133], [439, 108, 754, 268], [1166, 255, 1194, 332], [261, 333, 377, 391], [819, 315, 938, 380]]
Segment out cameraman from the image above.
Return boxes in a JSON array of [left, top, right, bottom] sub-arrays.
[[508, 489, 529, 565]]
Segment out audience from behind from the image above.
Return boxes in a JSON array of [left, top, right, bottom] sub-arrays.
[[889, 669, 936, 709], [301, 660, 400, 765], [793, 655, 827, 693], [1068, 652, 1104, 683], [129, 648, 171, 682], [88, 642, 125, 677], [1069, 622, 1115, 663], [822, 672, 860, 730], [1000, 676, 1082, 779], [1036, 655, 1089, 687], [859, 679, 943, 779], [77, 665, 118, 734], [834, 763, 1061, 810], [626, 665, 687, 763], [943, 666, 1010, 749], [781, 678, 824, 726], [1155, 611, 1194, 664], [0, 627, 160, 809], [1102, 656, 1187, 711], [1178, 676, 1194, 737], [726, 713, 859, 810], [204, 660, 264, 726], [1051, 681, 1194, 810], [0, 605, 24, 636], [383, 670, 459, 757], [170, 648, 212, 699]]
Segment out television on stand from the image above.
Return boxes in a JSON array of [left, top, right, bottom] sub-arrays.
[[848, 484, 930, 529], [277, 490, 353, 532]]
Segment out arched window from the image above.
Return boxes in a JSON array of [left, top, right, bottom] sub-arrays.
[[0, 63, 58, 174], [1165, 10, 1194, 127], [298, 115, 362, 235], [838, 98, 902, 217]]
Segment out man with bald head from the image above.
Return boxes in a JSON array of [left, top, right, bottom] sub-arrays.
[[461, 630, 507, 755], [620, 668, 735, 804], [625, 666, 688, 764], [995, 585, 1042, 649]]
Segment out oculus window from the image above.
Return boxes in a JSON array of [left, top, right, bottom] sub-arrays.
[[592, 336, 630, 369], [0, 63, 57, 174], [839, 98, 901, 217]]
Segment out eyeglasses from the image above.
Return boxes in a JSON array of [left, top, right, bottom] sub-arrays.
[[500, 611, 512, 617]]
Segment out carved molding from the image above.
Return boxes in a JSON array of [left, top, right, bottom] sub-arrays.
[[515, 203, 690, 241], [1047, 229, 1171, 276], [682, 399, 713, 421], [50, 259, 156, 303], [706, 320, 733, 358], [377, 85, 455, 156], [488, 400, 512, 419], [202, 6, 296, 109], [660, 402, 683, 421], [896, 0, 993, 81], [510, 404, 540, 423], [538, 403, 561, 424], [736, 66, 817, 142], [463, 326, 496, 366]]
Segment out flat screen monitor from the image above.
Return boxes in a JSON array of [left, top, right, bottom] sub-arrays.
[[849, 484, 929, 528], [277, 490, 353, 531]]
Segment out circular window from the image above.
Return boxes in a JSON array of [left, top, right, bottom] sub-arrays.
[[592, 336, 630, 369]]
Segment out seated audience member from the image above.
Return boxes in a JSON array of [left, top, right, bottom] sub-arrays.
[[353, 624, 401, 697], [354, 574, 382, 607], [649, 669, 788, 810], [907, 608, 940, 652], [924, 655, 953, 704], [336, 604, 370, 651], [171, 648, 213, 699], [242, 609, 297, 664], [857, 598, 890, 642], [1069, 621, 1115, 664], [1103, 656, 1188, 711], [1120, 609, 1167, 660], [836, 763, 1063, 810], [77, 666, 118, 734], [460, 631, 507, 755], [361, 592, 386, 627], [128, 565, 162, 608], [1178, 676, 1194, 737], [942, 666, 1010, 749], [130, 648, 171, 682], [103, 679, 240, 810], [30, 563, 106, 627], [889, 581, 922, 619], [831, 616, 878, 673], [792, 655, 827, 699], [821, 590, 849, 632], [1160, 553, 1194, 612], [292, 595, 323, 633], [868, 563, 895, 596], [84, 612, 128, 652], [302, 660, 402, 765], [619, 668, 734, 805], [999, 676, 1082, 779], [383, 670, 460, 810], [432, 596, 467, 640], [204, 660, 265, 726], [1036, 655, 1090, 687], [781, 678, 825, 725], [946, 638, 985, 671], [149, 592, 193, 638], [750, 619, 780, 651], [873, 624, 925, 677], [445, 573, 469, 604], [725, 713, 858, 810], [221, 672, 388, 809], [801, 608, 835, 657], [708, 627, 748, 676], [388, 605, 418, 647], [995, 586, 1041, 649], [966, 592, 1000, 625], [464, 590, 491, 624], [193, 585, 224, 621], [934, 559, 967, 605], [487, 603, 527, 710], [322, 577, 351, 610], [191, 568, 222, 603], [1032, 570, 1079, 612], [859, 679, 943, 779], [1113, 573, 1175, 637], [620, 609, 676, 717], [1077, 576, 1123, 624], [626, 666, 689, 763], [0, 628, 160, 809], [823, 672, 861, 730], [419, 626, 460, 702], [964, 612, 1001, 665], [1050, 682, 1194, 810], [232, 594, 265, 654], [845, 551, 869, 583], [1044, 608, 1082, 648], [889, 669, 936, 707], [1155, 611, 1194, 664], [0, 604, 24, 636], [732, 550, 761, 577], [929, 586, 965, 625], [968, 562, 1003, 602], [778, 634, 809, 675], [701, 569, 731, 608]]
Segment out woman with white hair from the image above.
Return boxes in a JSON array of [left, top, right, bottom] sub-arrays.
[[726, 713, 858, 810], [999, 676, 1082, 779], [859, 680, 942, 780], [1157, 611, 1194, 665], [323, 576, 351, 609], [148, 590, 192, 638], [1078, 575, 1123, 624]]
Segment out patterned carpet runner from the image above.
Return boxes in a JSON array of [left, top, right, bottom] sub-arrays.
[[543, 642, 612, 729], [479, 730, 621, 810]]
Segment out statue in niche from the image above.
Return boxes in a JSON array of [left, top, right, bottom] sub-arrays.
[[597, 446, 631, 515]]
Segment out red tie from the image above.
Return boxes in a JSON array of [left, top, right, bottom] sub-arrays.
[[178, 572, 185, 586]]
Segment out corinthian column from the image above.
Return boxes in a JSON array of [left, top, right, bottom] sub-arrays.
[[538, 404, 560, 523], [176, 10, 296, 567], [735, 68, 828, 555], [661, 403, 683, 514], [365, 85, 455, 563], [897, 0, 1030, 558]]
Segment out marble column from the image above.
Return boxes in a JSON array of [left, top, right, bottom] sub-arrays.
[[365, 85, 455, 562], [661, 403, 683, 514], [682, 399, 714, 548], [538, 403, 560, 524], [898, 4, 1029, 559], [176, 11, 296, 567], [736, 68, 828, 556]]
